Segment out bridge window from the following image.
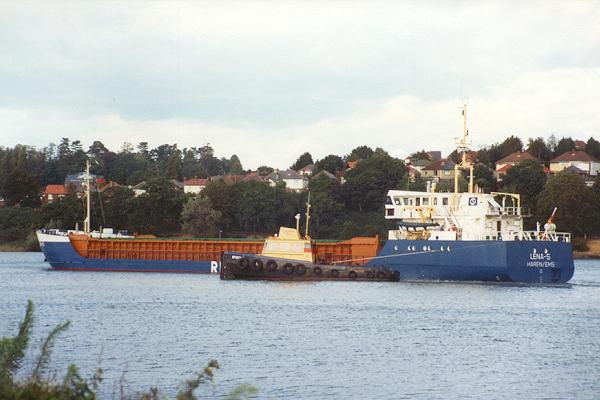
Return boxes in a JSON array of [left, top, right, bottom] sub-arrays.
[[433, 198, 438, 205], [404, 197, 410, 205], [385, 196, 393, 205], [442, 197, 448, 206], [415, 198, 421, 206], [423, 198, 429, 206], [386, 208, 394, 216]]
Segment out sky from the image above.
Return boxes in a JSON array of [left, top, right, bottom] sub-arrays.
[[1, 1, 600, 169]]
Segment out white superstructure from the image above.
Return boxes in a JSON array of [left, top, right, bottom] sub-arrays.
[[385, 104, 570, 243]]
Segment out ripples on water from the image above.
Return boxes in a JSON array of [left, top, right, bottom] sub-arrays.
[[1, 253, 599, 399]]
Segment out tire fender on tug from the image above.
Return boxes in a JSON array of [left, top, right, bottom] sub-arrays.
[[296, 264, 307, 275], [330, 269, 339, 278], [313, 266, 322, 275], [252, 258, 263, 271], [238, 257, 250, 269], [349, 270, 358, 280], [283, 263, 295, 274], [266, 260, 277, 272]]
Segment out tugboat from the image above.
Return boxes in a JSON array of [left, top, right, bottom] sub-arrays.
[[220, 199, 399, 282]]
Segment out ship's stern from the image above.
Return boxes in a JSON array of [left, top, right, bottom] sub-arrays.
[[506, 240, 574, 284]]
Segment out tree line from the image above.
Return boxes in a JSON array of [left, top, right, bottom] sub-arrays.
[[0, 135, 599, 249]]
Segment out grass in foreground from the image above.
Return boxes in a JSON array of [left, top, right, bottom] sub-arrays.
[[0, 301, 257, 400]]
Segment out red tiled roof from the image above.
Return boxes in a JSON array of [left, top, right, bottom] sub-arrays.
[[183, 178, 208, 186], [346, 160, 359, 169], [495, 164, 512, 173], [44, 184, 68, 195], [496, 151, 540, 165], [550, 150, 598, 163], [574, 140, 586, 149]]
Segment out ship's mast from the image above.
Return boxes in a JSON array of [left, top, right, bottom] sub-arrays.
[[454, 103, 475, 194], [83, 158, 91, 234], [304, 191, 311, 239]]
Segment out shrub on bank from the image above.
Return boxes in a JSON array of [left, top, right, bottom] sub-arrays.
[[0, 301, 257, 400]]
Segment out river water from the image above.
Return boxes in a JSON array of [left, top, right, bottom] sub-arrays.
[[1, 252, 599, 399]]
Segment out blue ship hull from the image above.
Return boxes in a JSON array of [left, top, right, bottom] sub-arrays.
[[41, 240, 218, 274], [369, 239, 574, 284], [40, 236, 574, 283]]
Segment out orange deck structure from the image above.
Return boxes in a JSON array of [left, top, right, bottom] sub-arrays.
[[69, 235, 380, 265]]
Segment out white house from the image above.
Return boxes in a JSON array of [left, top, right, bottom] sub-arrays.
[[298, 164, 315, 176], [267, 169, 307, 192], [550, 151, 599, 176], [183, 178, 209, 194]]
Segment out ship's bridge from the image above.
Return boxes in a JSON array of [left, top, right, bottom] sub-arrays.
[[384, 189, 570, 242]]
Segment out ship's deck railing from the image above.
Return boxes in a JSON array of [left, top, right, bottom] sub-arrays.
[[519, 231, 571, 242], [487, 206, 531, 217], [466, 231, 571, 242], [39, 228, 69, 236]]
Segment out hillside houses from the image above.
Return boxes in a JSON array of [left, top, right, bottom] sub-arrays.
[[420, 159, 456, 181], [267, 169, 307, 192], [494, 151, 543, 181], [549, 151, 599, 176]]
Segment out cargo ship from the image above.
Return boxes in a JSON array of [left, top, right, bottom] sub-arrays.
[[37, 105, 574, 283]]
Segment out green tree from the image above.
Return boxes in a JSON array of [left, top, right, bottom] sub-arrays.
[[535, 172, 596, 236], [496, 135, 523, 161], [342, 150, 407, 212], [307, 174, 344, 238], [233, 182, 299, 235], [150, 144, 183, 179], [554, 137, 575, 157], [87, 141, 108, 157], [314, 155, 345, 175], [409, 150, 431, 161], [181, 196, 222, 237], [100, 186, 135, 231], [229, 154, 244, 175], [346, 146, 374, 162], [290, 152, 313, 171], [202, 181, 238, 233], [0, 207, 38, 243], [39, 191, 84, 231], [129, 178, 186, 234], [585, 137, 600, 160], [0, 169, 40, 207], [181, 148, 205, 179], [435, 176, 468, 193], [398, 174, 427, 191], [256, 166, 274, 176], [473, 163, 496, 193], [526, 137, 553, 163], [501, 160, 546, 211]]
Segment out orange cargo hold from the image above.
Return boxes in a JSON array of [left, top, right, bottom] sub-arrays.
[[69, 234, 380, 266]]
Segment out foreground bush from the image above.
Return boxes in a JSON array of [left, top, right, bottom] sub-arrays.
[[0, 301, 257, 400]]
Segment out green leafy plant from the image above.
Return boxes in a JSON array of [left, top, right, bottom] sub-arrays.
[[0, 301, 258, 400]]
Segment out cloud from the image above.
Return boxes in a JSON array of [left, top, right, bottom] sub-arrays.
[[1, 1, 599, 168]]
